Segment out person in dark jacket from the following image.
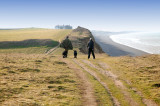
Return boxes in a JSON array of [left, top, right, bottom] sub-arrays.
[[87, 38, 95, 59], [60, 36, 73, 58]]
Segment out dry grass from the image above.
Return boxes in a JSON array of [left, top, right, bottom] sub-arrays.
[[0, 52, 159, 105], [99, 54, 160, 105], [0, 47, 50, 54], [0, 54, 81, 106], [0, 28, 72, 54], [0, 28, 72, 41]]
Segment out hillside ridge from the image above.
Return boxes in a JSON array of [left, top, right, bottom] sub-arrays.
[[69, 26, 104, 54]]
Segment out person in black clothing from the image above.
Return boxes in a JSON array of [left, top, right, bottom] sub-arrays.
[[60, 36, 73, 58], [87, 38, 95, 59], [62, 50, 68, 58]]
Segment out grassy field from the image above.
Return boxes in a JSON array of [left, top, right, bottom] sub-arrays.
[[0, 53, 159, 105], [0, 54, 81, 105], [0, 28, 159, 106], [0, 28, 72, 41], [0, 28, 72, 54], [95, 54, 160, 105]]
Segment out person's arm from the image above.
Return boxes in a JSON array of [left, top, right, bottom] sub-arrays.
[[87, 42, 89, 48]]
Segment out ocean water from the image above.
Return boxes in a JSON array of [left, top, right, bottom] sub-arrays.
[[110, 32, 160, 54]]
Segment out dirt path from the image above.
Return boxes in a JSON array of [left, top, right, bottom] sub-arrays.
[[83, 60, 125, 89], [98, 62, 158, 106], [82, 60, 138, 106], [63, 59, 97, 106], [97, 61, 158, 106], [45, 44, 59, 55], [73, 59, 120, 106]]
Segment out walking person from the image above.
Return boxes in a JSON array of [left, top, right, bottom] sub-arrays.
[[87, 38, 95, 59], [60, 36, 73, 58]]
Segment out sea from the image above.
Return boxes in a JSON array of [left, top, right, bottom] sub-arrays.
[[110, 32, 160, 54]]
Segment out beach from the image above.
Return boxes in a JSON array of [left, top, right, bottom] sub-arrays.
[[92, 32, 149, 56]]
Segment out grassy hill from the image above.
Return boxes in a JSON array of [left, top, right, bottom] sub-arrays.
[[0, 28, 72, 41], [69, 26, 104, 54], [0, 28, 72, 54], [0, 27, 159, 106]]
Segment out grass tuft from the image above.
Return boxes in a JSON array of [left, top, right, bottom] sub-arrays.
[[19, 68, 40, 72], [55, 61, 66, 65]]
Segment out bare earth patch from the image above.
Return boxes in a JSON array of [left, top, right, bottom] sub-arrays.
[[73, 59, 120, 106], [63, 59, 97, 106]]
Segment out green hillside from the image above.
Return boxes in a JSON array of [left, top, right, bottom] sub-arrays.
[[0, 28, 72, 54]]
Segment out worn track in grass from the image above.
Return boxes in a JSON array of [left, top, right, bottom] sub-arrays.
[[73, 59, 120, 106]]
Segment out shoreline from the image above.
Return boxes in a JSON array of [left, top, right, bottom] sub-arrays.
[[93, 34, 149, 57]]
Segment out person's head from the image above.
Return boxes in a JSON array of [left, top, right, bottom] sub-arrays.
[[66, 36, 69, 39], [90, 38, 92, 41]]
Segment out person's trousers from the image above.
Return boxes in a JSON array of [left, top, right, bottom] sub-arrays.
[[88, 48, 95, 59], [63, 50, 68, 58]]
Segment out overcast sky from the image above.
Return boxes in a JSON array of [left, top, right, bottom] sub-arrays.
[[0, 0, 160, 31]]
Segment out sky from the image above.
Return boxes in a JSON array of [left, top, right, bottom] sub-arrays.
[[0, 0, 160, 31]]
